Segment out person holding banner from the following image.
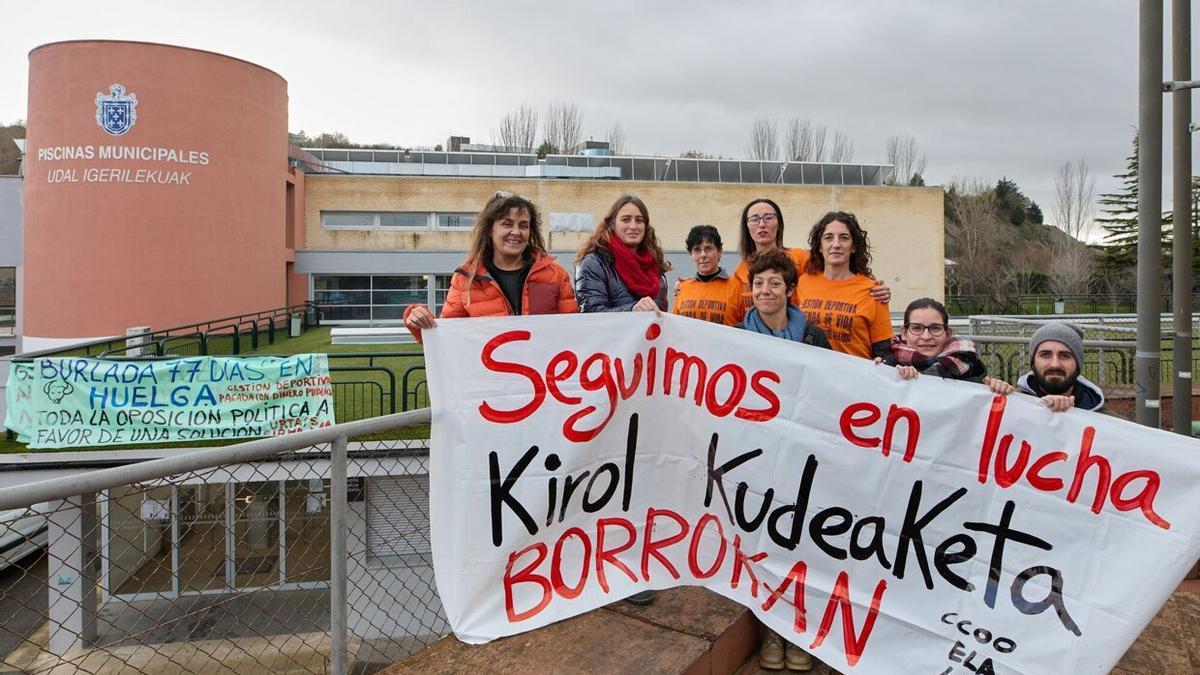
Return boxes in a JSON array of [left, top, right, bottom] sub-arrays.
[[403, 192, 577, 341], [737, 248, 826, 671], [880, 298, 986, 382], [795, 211, 894, 359], [739, 249, 830, 350], [723, 198, 890, 326], [575, 194, 671, 314], [673, 225, 734, 323], [1015, 322, 1108, 413]]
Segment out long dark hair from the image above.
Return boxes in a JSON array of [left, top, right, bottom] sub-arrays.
[[806, 211, 873, 277], [576, 194, 671, 273], [464, 192, 546, 304], [737, 198, 786, 260]]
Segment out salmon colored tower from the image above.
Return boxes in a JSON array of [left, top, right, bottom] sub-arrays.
[[23, 41, 289, 349]]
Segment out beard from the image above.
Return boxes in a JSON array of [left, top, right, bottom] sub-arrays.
[[1033, 367, 1078, 395]]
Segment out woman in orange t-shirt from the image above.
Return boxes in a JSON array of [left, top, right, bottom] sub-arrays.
[[723, 198, 890, 326], [795, 211, 894, 359]]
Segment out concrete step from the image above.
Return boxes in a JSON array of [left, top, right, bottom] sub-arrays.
[[379, 587, 757, 675]]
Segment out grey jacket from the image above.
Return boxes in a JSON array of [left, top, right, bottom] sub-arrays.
[[575, 251, 668, 313]]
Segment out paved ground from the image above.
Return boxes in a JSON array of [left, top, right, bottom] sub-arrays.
[[0, 550, 47, 670], [736, 581, 1200, 674]]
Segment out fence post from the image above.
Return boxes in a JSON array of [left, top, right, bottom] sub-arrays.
[[330, 434, 349, 675]]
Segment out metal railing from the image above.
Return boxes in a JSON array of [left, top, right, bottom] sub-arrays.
[[947, 293, 1200, 316], [13, 302, 321, 361], [0, 408, 437, 674]]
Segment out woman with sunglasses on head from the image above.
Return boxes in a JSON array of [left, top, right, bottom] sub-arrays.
[[403, 192, 576, 341], [723, 198, 889, 326], [795, 211, 893, 359], [575, 194, 671, 314]]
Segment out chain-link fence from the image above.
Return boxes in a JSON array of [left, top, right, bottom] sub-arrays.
[[0, 409, 442, 674]]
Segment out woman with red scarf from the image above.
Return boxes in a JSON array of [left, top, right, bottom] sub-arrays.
[[575, 194, 671, 313]]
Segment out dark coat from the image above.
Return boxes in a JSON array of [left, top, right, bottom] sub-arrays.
[[575, 250, 668, 313]]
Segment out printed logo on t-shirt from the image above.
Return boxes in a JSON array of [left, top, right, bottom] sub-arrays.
[[801, 298, 857, 343]]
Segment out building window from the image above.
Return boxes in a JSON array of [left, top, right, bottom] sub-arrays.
[[0, 267, 14, 339], [435, 213, 476, 230], [320, 211, 478, 231], [314, 274, 436, 322]]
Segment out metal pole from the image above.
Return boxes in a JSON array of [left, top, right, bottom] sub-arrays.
[[1137, 0, 1165, 427], [330, 434, 348, 675], [1173, 0, 1194, 434]]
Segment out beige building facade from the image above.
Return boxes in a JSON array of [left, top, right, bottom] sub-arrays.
[[297, 172, 944, 323]]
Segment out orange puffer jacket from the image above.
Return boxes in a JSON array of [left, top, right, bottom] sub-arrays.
[[404, 253, 578, 342]]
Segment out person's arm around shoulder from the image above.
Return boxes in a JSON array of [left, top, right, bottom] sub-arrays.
[[868, 276, 891, 304], [868, 297, 894, 360]]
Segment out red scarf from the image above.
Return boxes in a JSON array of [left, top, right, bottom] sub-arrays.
[[609, 240, 661, 300]]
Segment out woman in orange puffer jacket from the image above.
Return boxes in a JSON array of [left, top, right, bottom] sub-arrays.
[[404, 192, 577, 342]]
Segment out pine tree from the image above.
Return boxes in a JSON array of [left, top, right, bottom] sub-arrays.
[[1096, 133, 1140, 270], [1161, 174, 1200, 286]]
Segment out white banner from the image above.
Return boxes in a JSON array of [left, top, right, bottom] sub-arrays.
[[424, 314, 1200, 674]]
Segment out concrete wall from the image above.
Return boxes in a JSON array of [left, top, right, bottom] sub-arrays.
[[0, 176, 21, 267], [302, 175, 945, 309]]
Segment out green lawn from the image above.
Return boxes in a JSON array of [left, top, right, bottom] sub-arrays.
[[2, 325, 428, 454]]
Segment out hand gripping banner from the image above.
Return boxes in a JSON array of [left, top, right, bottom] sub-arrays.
[[423, 314, 1200, 674]]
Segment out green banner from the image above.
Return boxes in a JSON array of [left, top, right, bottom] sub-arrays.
[[4, 355, 335, 448]]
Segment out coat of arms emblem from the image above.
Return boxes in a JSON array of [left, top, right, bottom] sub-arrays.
[[95, 84, 138, 136]]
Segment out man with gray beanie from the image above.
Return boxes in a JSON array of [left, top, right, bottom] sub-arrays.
[[1014, 322, 1106, 413]]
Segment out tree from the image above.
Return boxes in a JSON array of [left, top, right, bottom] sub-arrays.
[[747, 118, 779, 160], [495, 104, 538, 153], [1052, 159, 1096, 241], [1047, 242, 1096, 297], [1097, 133, 1141, 270], [885, 135, 926, 186], [606, 123, 626, 155], [0, 121, 26, 175], [785, 119, 827, 161], [543, 102, 583, 155], [945, 180, 1004, 295], [828, 130, 854, 163]]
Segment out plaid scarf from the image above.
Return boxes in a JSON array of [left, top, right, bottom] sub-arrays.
[[887, 336, 985, 379]]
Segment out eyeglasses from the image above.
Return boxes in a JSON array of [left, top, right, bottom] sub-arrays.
[[492, 190, 529, 201], [904, 323, 947, 337], [747, 214, 778, 225]]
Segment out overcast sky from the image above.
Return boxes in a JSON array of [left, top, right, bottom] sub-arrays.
[[1, 1, 1195, 234]]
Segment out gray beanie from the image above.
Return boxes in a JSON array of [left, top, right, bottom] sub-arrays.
[[1029, 322, 1085, 368]]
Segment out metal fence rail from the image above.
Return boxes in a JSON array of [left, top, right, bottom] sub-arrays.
[[0, 409, 440, 674]]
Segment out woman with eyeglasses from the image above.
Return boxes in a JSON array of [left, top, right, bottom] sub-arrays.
[[403, 192, 576, 341], [880, 298, 986, 382], [795, 211, 894, 359], [575, 194, 671, 314], [723, 198, 889, 326]]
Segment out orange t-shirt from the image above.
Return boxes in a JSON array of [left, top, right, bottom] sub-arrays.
[[674, 272, 735, 324], [723, 248, 811, 326], [795, 273, 893, 358]]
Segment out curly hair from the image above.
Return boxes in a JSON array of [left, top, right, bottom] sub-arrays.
[[463, 192, 546, 305], [805, 211, 873, 278], [575, 194, 671, 273], [747, 248, 798, 290]]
